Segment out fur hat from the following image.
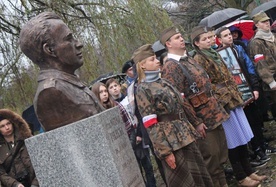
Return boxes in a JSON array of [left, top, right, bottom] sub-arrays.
[[159, 26, 180, 45], [190, 26, 211, 42], [132, 44, 155, 64], [252, 11, 270, 24]]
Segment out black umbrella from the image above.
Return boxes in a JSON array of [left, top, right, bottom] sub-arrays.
[[199, 8, 247, 29], [152, 40, 166, 58], [89, 72, 126, 87], [250, 0, 276, 21]]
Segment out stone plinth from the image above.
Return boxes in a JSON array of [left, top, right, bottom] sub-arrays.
[[25, 107, 144, 187]]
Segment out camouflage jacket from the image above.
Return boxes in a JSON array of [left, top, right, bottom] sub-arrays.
[[162, 56, 229, 130], [194, 53, 243, 112], [248, 35, 276, 90], [135, 79, 201, 159]]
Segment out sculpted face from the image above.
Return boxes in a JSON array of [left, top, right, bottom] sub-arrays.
[[49, 19, 84, 73]]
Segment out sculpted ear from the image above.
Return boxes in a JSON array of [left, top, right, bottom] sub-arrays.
[[43, 43, 56, 57]]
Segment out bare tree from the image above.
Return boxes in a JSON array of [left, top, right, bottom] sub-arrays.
[[0, 0, 173, 111]]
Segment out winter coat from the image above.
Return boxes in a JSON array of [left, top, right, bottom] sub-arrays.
[[0, 109, 39, 187]]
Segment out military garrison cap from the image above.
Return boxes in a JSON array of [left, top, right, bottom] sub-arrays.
[[160, 26, 180, 45], [132, 44, 155, 64], [252, 11, 270, 24], [190, 26, 212, 42]]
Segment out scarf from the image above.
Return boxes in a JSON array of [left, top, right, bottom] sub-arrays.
[[255, 29, 275, 43], [143, 70, 160, 83], [122, 82, 138, 126], [126, 76, 135, 85], [201, 48, 222, 65]]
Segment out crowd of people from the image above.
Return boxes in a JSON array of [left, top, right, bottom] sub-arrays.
[[0, 10, 276, 187]]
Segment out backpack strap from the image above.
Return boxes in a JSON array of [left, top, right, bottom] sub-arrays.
[[168, 58, 199, 93], [5, 140, 24, 173]]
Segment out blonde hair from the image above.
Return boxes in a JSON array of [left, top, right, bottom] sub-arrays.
[[136, 60, 146, 84]]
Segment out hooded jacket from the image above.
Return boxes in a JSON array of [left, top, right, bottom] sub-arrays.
[[229, 25, 249, 50], [0, 109, 39, 187]]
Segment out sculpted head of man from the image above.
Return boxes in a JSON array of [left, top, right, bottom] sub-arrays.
[[19, 12, 84, 74]]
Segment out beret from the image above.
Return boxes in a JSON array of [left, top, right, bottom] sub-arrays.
[[122, 60, 134, 73]]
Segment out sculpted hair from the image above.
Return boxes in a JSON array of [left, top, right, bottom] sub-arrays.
[[19, 12, 61, 66]]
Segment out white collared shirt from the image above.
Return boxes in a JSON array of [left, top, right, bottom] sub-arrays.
[[167, 52, 187, 62]]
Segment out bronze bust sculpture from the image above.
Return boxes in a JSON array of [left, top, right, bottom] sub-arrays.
[[19, 12, 104, 131]]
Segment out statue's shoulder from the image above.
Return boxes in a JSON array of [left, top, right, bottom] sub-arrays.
[[42, 78, 56, 89]]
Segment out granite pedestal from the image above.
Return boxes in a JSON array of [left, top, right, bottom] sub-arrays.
[[25, 107, 144, 187]]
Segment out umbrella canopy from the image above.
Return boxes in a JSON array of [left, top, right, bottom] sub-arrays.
[[225, 20, 255, 40], [152, 40, 166, 58], [89, 72, 126, 87], [250, 0, 276, 21], [199, 8, 247, 29]]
